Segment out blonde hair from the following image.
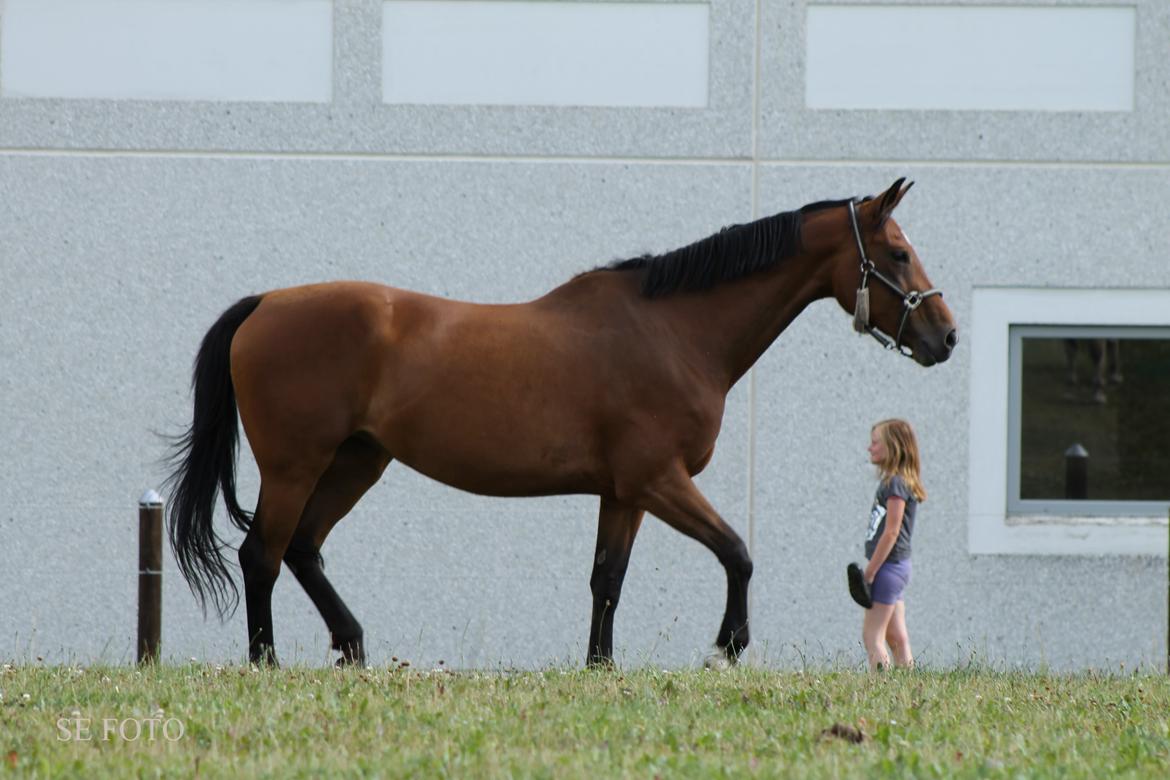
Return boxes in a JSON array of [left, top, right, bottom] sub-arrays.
[[872, 419, 926, 502]]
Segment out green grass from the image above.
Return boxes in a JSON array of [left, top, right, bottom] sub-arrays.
[[3, 663, 1169, 778]]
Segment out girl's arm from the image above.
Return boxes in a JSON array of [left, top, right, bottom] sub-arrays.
[[865, 496, 905, 583]]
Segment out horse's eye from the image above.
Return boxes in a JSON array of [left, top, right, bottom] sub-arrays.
[[892, 250, 910, 264]]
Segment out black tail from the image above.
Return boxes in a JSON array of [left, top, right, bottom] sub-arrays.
[[164, 295, 263, 619]]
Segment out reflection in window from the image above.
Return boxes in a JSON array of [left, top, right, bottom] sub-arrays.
[[1015, 333, 1170, 504]]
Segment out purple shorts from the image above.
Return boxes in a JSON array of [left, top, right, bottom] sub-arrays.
[[870, 559, 912, 604]]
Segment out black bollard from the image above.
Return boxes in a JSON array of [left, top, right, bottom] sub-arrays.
[[138, 490, 163, 665], [1063, 444, 1088, 500]]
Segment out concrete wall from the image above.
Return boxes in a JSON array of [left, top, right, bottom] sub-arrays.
[[1, 0, 1166, 670]]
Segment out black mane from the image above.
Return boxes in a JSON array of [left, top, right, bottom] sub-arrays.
[[594, 198, 857, 298]]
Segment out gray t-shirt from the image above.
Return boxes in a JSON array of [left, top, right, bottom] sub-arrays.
[[864, 475, 917, 562]]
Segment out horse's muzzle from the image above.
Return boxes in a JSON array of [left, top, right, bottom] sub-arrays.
[[916, 327, 958, 366]]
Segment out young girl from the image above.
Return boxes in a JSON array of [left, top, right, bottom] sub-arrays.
[[859, 419, 926, 671]]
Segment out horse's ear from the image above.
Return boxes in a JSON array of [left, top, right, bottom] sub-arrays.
[[869, 178, 913, 226]]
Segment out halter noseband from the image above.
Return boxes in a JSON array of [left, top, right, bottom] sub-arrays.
[[847, 199, 943, 359]]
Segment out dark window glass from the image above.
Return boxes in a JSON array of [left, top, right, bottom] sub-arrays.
[[1018, 336, 1170, 502]]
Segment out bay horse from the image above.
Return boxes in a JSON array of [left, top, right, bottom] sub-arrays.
[[166, 178, 957, 668]]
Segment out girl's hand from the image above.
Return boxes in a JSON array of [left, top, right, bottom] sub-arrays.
[[866, 497, 904, 585]]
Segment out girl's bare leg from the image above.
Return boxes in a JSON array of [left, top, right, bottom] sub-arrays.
[[885, 600, 913, 668], [862, 603, 896, 671]]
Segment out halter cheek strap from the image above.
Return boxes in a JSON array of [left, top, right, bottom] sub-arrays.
[[846, 199, 943, 359], [849, 200, 872, 335]]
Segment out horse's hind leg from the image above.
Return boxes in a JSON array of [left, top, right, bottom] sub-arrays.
[[586, 499, 644, 668], [239, 471, 322, 666], [284, 435, 391, 667]]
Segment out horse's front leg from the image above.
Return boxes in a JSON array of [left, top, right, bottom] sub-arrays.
[[636, 463, 753, 666], [586, 499, 644, 668]]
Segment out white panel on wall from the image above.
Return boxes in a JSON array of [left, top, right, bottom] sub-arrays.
[[805, 4, 1135, 111], [0, 0, 333, 102], [383, 1, 710, 107]]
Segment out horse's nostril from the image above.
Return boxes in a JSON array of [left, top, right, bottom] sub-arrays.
[[944, 330, 959, 350]]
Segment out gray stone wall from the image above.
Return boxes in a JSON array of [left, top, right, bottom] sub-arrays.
[[1, 0, 1166, 670]]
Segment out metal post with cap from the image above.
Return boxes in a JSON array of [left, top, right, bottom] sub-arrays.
[[138, 489, 163, 665], [1064, 443, 1089, 500]]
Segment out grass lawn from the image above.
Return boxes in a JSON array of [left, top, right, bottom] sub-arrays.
[[3, 663, 1169, 778]]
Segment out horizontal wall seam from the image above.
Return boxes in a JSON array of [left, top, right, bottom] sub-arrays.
[[2, 149, 1170, 170]]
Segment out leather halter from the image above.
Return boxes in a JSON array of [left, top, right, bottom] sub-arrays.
[[847, 199, 943, 359]]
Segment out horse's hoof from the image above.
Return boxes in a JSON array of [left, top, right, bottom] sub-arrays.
[[333, 636, 366, 668], [250, 648, 279, 668], [335, 649, 366, 668], [335, 656, 365, 669], [703, 652, 732, 671]]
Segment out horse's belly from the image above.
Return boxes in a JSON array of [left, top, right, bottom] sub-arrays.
[[398, 447, 601, 498], [380, 407, 605, 498]]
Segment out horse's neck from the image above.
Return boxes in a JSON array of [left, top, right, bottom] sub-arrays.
[[544, 245, 841, 388], [662, 249, 837, 388]]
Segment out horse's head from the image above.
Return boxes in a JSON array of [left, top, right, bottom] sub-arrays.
[[832, 179, 958, 367]]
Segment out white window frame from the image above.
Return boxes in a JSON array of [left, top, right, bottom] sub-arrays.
[[968, 288, 1170, 556], [1008, 324, 1169, 516]]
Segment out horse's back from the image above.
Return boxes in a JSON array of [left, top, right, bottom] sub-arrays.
[[227, 281, 611, 493]]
